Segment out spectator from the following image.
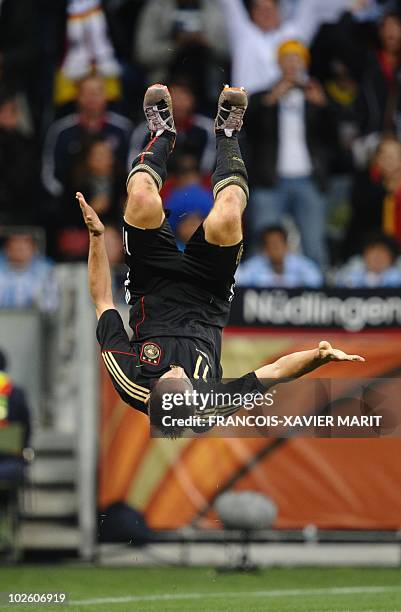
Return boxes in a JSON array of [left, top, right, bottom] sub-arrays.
[[330, 10, 401, 139], [48, 135, 127, 261], [236, 225, 323, 287], [0, 349, 31, 486], [309, 1, 385, 86], [53, 0, 124, 110], [105, 0, 147, 65], [246, 40, 336, 266], [0, 233, 58, 312], [336, 233, 401, 287], [61, 0, 120, 81], [218, 0, 351, 94], [324, 60, 359, 175], [135, 0, 227, 107], [323, 60, 360, 262], [72, 136, 126, 226], [42, 73, 132, 199], [345, 135, 401, 256], [0, 348, 32, 559], [42, 74, 131, 259], [0, 89, 38, 225], [165, 154, 213, 250], [129, 80, 215, 176]]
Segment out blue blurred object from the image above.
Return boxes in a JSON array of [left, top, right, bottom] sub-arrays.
[[165, 183, 213, 250]]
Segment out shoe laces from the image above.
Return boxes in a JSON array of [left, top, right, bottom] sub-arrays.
[[216, 103, 245, 131], [144, 102, 175, 133]]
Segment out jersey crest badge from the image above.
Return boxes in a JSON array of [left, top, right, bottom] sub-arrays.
[[140, 343, 161, 365]]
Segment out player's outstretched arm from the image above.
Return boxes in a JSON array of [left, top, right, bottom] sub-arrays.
[[255, 341, 365, 384], [76, 191, 115, 319]]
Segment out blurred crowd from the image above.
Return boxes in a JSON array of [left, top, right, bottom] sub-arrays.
[[2, 0, 401, 309]]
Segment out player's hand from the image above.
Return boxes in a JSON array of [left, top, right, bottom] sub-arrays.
[[76, 192, 105, 236], [318, 340, 365, 363]]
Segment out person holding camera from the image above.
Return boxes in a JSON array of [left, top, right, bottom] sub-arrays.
[[245, 39, 337, 267]]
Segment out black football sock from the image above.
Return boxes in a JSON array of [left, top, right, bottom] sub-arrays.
[[127, 131, 176, 192], [212, 132, 249, 201]]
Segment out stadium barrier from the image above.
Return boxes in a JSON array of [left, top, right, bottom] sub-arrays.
[[0, 310, 43, 420], [0, 265, 98, 559]]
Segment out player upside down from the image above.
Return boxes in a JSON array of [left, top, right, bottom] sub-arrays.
[[78, 84, 364, 437]]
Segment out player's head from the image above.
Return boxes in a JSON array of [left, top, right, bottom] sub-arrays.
[[148, 367, 195, 438]]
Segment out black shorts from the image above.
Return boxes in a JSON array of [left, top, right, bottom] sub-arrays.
[[123, 219, 243, 303]]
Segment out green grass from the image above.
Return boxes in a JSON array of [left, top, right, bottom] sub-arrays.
[[0, 566, 400, 612]]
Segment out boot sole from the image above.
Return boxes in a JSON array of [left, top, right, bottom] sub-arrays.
[[143, 84, 173, 111], [218, 86, 248, 110]]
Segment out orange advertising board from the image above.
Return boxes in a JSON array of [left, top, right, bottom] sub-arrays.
[[98, 331, 401, 530]]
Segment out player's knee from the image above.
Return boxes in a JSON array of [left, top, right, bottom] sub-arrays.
[[216, 186, 246, 211], [126, 185, 161, 225], [211, 208, 242, 242], [128, 188, 158, 211], [128, 173, 158, 203]]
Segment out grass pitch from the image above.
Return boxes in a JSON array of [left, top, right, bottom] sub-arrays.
[[0, 566, 400, 611]]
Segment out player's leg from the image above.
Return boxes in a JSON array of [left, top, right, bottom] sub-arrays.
[[182, 86, 248, 300], [204, 87, 249, 247], [204, 184, 246, 246], [125, 84, 176, 229], [123, 84, 181, 306], [125, 172, 163, 229]]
